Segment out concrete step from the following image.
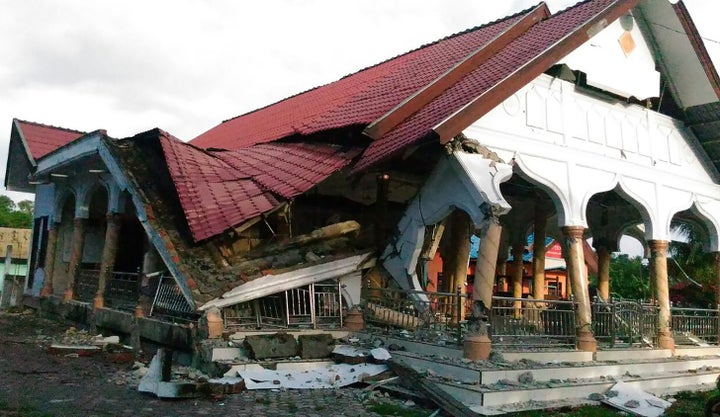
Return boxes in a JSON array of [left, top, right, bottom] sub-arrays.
[[437, 368, 719, 411], [392, 350, 720, 385]]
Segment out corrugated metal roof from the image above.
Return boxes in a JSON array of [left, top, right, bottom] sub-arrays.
[[15, 119, 85, 161]]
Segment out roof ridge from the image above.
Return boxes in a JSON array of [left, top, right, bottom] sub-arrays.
[[14, 118, 86, 135], [212, 3, 543, 128]]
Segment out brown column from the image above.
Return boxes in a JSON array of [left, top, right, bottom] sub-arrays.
[[649, 239, 674, 351], [464, 219, 501, 360], [562, 226, 597, 352], [532, 203, 548, 301], [448, 210, 471, 322], [64, 218, 87, 302], [473, 220, 502, 311], [511, 242, 524, 318], [94, 213, 121, 310], [40, 223, 59, 298], [596, 243, 611, 301]]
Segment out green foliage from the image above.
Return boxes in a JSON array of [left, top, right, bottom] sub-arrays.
[[664, 390, 712, 417], [608, 254, 650, 300], [669, 222, 718, 307], [0, 195, 32, 229]]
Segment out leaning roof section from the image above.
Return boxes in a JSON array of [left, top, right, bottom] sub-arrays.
[[157, 131, 358, 241], [190, 5, 536, 150], [191, 0, 650, 171]]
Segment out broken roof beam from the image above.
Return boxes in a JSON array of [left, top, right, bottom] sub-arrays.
[[363, 3, 550, 140], [237, 220, 361, 260], [433, 0, 643, 143]]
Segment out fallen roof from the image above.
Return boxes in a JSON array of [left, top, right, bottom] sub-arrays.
[[157, 130, 359, 242], [191, 0, 650, 171]]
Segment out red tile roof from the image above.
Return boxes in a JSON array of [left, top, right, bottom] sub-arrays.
[[210, 143, 360, 199], [190, 10, 524, 150], [14, 119, 85, 160], [356, 0, 624, 170], [158, 131, 357, 241], [191, 0, 636, 171]]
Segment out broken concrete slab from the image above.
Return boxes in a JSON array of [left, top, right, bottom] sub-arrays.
[[240, 362, 388, 389], [223, 363, 265, 377], [298, 333, 334, 359], [139, 349, 203, 399], [244, 333, 298, 359], [211, 347, 248, 362], [333, 344, 368, 364], [208, 376, 245, 395], [601, 381, 671, 417], [371, 347, 391, 362], [47, 344, 101, 356]]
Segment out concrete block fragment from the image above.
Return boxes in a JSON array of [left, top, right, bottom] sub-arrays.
[[211, 347, 248, 362], [244, 333, 298, 359], [298, 333, 334, 359], [47, 344, 101, 356]]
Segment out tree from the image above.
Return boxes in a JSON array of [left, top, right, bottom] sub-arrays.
[[667, 222, 716, 307], [16, 200, 33, 216], [0, 195, 32, 229], [608, 254, 650, 300]]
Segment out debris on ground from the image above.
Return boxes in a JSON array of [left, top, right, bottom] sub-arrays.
[[601, 381, 672, 417]]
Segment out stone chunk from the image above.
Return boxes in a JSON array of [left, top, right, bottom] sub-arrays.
[[298, 334, 334, 359], [517, 371, 534, 384], [244, 333, 298, 359]]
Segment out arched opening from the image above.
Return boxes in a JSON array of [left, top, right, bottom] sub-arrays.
[[115, 194, 145, 274]]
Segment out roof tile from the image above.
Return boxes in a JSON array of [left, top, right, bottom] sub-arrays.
[[15, 119, 85, 160]]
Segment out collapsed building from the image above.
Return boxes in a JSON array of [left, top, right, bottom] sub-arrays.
[[6, 0, 720, 362]]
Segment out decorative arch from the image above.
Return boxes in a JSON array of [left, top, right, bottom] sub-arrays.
[[75, 179, 110, 219], [681, 198, 720, 252], [52, 186, 76, 224]]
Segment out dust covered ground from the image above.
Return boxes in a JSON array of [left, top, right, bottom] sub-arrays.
[[0, 309, 431, 417]]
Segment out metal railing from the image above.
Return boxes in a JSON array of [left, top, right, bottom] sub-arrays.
[[592, 299, 658, 347], [149, 274, 195, 321], [490, 296, 577, 349], [362, 287, 470, 345], [76, 269, 100, 302], [106, 271, 140, 311], [359, 288, 720, 349], [671, 306, 719, 343], [223, 280, 344, 330]]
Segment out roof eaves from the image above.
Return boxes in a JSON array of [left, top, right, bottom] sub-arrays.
[[11, 119, 38, 168], [363, 3, 551, 141], [671, 1, 720, 101], [432, 0, 643, 143]]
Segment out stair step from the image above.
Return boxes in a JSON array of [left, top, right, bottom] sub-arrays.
[[436, 369, 719, 409], [392, 351, 720, 386]]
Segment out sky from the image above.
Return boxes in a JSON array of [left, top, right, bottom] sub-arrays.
[[1, 0, 718, 254]]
